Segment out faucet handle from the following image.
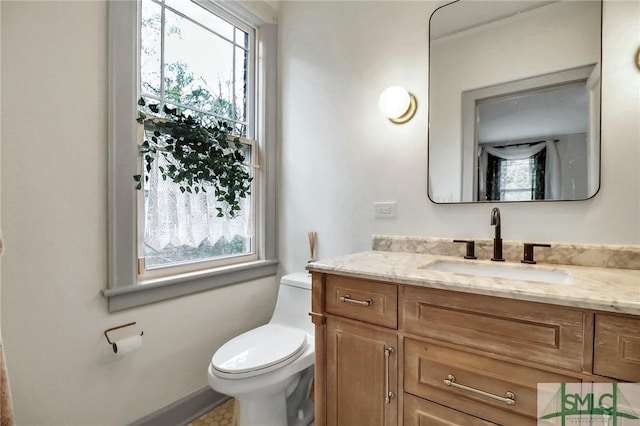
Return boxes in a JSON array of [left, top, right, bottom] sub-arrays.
[[521, 243, 551, 264], [453, 239, 477, 260]]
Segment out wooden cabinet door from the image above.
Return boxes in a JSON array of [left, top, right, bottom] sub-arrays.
[[594, 314, 640, 381], [326, 317, 397, 426]]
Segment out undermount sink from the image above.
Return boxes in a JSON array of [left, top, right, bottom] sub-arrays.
[[420, 260, 572, 285]]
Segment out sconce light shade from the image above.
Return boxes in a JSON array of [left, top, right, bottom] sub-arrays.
[[378, 86, 417, 124]]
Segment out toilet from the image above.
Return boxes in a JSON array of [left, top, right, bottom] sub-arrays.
[[208, 272, 315, 426]]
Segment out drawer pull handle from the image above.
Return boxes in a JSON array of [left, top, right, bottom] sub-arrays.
[[384, 347, 395, 404], [443, 374, 516, 406], [339, 295, 372, 307]]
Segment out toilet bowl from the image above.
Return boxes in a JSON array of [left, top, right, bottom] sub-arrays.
[[208, 272, 314, 426]]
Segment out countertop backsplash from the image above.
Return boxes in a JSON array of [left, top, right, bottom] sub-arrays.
[[373, 235, 640, 270]]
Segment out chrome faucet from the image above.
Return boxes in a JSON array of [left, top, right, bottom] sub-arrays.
[[490, 207, 504, 262]]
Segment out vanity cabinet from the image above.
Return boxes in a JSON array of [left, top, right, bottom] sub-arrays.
[[311, 272, 640, 426]]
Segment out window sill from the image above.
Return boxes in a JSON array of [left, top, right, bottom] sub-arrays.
[[102, 259, 278, 312]]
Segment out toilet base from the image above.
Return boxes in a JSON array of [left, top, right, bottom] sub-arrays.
[[236, 390, 288, 426], [288, 399, 314, 426], [286, 366, 314, 426], [230, 367, 314, 426], [236, 397, 314, 426]]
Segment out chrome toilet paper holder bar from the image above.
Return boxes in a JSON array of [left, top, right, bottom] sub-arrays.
[[104, 322, 144, 346]]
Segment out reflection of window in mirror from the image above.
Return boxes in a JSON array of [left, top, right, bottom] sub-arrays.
[[482, 149, 546, 201]]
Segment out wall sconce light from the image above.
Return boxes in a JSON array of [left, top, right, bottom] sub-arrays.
[[378, 86, 417, 124]]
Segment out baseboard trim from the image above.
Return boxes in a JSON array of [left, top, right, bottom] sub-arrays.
[[130, 387, 229, 426]]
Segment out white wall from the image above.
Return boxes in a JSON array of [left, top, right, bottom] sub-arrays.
[[0, 2, 278, 424], [278, 0, 640, 275]]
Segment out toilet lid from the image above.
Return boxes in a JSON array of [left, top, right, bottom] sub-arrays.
[[212, 324, 307, 376]]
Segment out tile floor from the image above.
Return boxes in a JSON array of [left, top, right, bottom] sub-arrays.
[[188, 398, 237, 426]]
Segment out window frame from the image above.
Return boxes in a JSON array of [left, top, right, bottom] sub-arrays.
[[105, 0, 277, 312]]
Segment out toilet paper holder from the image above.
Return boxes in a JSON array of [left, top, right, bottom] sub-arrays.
[[104, 322, 144, 347]]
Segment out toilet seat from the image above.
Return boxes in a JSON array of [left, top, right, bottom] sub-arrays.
[[211, 324, 307, 379]]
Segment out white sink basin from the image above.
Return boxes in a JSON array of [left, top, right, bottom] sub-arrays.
[[420, 260, 571, 285]]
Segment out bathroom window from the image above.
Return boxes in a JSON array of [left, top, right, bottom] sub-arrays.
[[106, 0, 277, 311], [138, 0, 257, 278]]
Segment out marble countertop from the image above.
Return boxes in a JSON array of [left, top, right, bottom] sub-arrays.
[[306, 250, 640, 315]]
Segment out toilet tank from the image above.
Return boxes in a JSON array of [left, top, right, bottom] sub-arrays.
[[269, 272, 314, 336]]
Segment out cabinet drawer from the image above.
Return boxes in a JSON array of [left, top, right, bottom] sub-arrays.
[[404, 393, 498, 426], [326, 276, 397, 328], [402, 286, 586, 371], [594, 314, 640, 381], [404, 339, 578, 424]]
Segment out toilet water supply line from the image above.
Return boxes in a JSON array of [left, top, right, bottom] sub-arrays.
[[308, 232, 317, 263]]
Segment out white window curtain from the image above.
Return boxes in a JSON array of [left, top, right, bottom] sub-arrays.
[[144, 152, 253, 255], [478, 140, 562, 200]]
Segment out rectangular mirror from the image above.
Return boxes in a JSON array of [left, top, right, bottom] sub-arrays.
[[428, 0, 602, 203]]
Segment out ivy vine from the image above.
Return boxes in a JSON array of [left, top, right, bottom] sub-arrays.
[[134, 98, 253, 218]]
